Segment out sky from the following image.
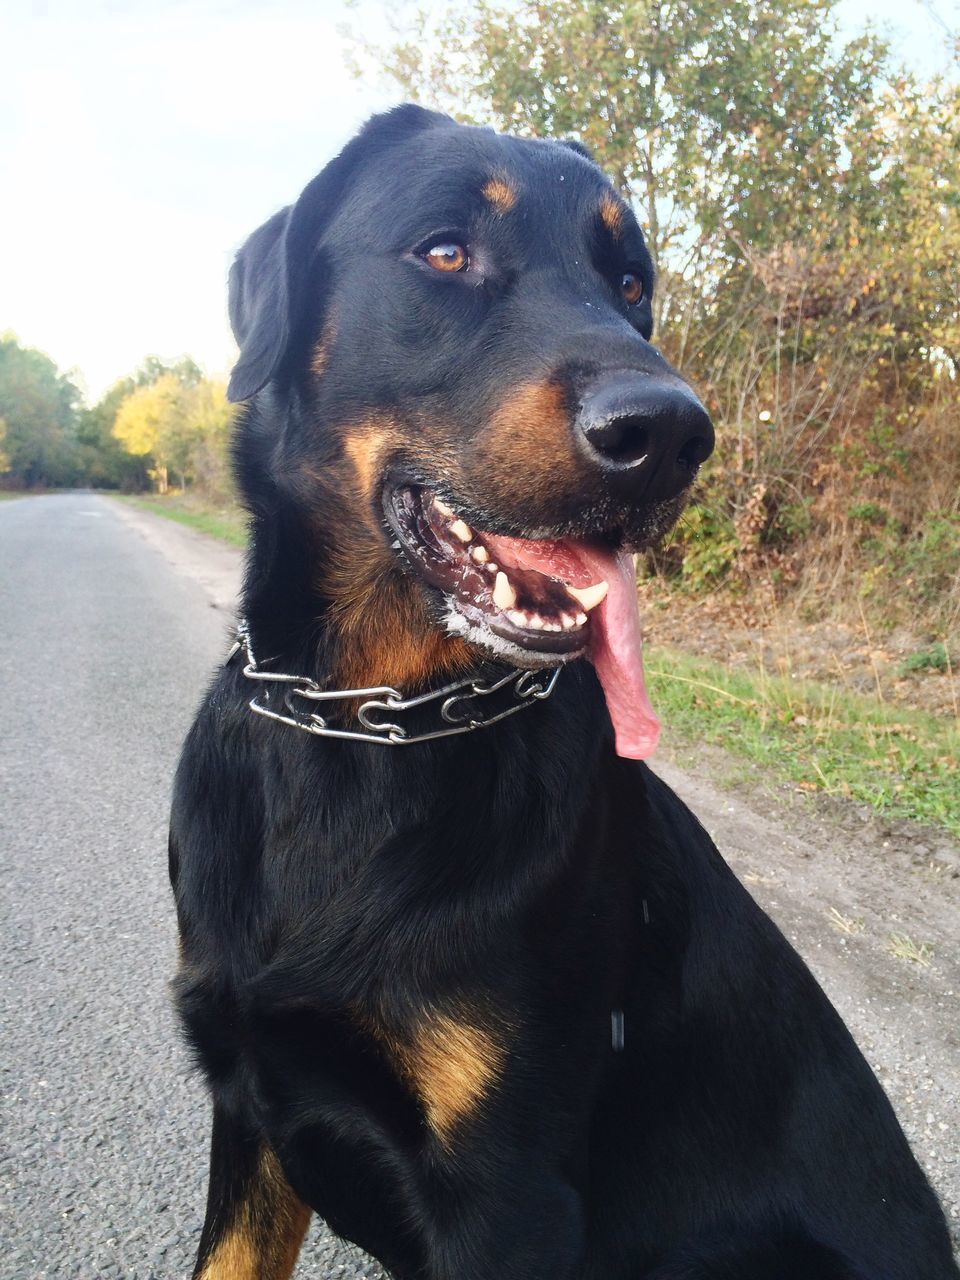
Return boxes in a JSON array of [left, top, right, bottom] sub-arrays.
[[2, 0, 955, 403]]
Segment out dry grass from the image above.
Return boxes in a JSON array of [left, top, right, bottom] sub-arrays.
[[887, 933, 934, 967]]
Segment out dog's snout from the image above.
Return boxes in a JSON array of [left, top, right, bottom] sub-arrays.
[[576, 375, 715, 496]]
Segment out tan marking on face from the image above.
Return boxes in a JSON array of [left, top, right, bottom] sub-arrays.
[[343, 427, 393, 502], [599, 192, 624, 236], [479, 379, 575, 504], [311, 310, 338, 379], [196, 1147, 311, 1280], [308, 422, 472, 691], [482, 175, 518, 214], [370, 1008, 507, 1147]]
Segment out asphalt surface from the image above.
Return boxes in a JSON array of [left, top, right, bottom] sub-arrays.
[[0, 493, 385, 1279], [2, 492, 957, 1277]]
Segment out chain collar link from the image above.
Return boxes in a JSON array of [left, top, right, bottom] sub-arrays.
[[227, 619, 561, 746]]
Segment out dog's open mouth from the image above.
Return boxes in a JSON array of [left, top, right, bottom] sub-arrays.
[[384, 481, 660, 759]]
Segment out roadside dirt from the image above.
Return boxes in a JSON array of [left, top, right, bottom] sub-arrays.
[[111, 500, 960, 1246], [640, 585, 960, 718], [112, 498, 244, 614]]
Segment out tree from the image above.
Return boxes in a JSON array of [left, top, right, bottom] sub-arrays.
[[112, 374, 184, 493], [111, 368, 234, 496], [76, 378, 150, 491], [369, 0, 885, 313], [0, 334, 83, 487]]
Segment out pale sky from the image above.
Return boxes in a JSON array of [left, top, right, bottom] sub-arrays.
[[2, 0, 954, 403]]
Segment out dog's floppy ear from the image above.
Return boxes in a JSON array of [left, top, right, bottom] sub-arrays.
[[227, 208, 290, 401], [227, 104, 454, 403]]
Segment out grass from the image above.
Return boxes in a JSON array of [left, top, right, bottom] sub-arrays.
[[646, 645, 960, 838], [827, 908, 865, 936], [115, 492, 248, 547], [898, 642, 953, 676], [888, 932, 934, 967]]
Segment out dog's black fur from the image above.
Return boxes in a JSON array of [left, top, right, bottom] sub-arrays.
[[170, 106, 958, 1279]]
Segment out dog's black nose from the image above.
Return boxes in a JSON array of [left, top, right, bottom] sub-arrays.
[[576, 374, 714, 498]]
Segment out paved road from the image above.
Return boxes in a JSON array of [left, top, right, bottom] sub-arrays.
[[3, 493, 957, 1277], [0, 493, 385, 1279]]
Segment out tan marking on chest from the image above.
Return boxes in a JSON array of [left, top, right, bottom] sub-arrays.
[[377, 1009, 507, 1146]]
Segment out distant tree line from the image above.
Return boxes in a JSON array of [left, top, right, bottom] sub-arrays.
[[0, 336, 235, 500]]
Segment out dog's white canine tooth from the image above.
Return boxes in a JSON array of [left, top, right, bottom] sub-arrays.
[[433, 497, 454, 517], [507, 609, 527, 626], [493, 571, 517, 610], [565, 581, 608, 611], [449, 518, 473, 542], [472, 544, 489, 564]]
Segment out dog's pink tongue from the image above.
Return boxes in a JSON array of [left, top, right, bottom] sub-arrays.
[[481, 536, 660, 759], [584, 547, 660, 759]]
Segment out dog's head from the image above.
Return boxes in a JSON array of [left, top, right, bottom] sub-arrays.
[[229, 105, 713, 757]]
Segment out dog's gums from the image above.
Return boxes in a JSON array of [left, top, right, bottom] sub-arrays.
[[384, 482, 602, 656]]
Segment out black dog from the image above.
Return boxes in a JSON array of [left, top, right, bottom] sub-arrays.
[[170, 106, 958, 1279]]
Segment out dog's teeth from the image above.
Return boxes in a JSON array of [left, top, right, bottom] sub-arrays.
[[390, 539, 401, 551], [485, 561, 498, 574], [544, 621, 562, 632], [507, 609, 527, 627], [565, 581, 608, 611], [560, 613, 577, 629], [472, 545, 489, 564], [528, 615, 545, 629], [575, 611, 588, 626], [493, 571, 517, 610], [449, 518, 473, 543], [433, 497, 454, 518]]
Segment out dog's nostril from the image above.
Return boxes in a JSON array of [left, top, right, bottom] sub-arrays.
[[585, 417, 651, 466], [677, 434, 712, 472]]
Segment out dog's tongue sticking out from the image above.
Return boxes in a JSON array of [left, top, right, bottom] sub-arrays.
[[481, 535, 660, 760]]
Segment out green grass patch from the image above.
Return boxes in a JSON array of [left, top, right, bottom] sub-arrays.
[[115, 493, 248, 547], [646, 646, 960, 837], [898, 642, 953, 676]]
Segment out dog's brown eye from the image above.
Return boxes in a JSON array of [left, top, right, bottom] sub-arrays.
[[621, 273, 643, 305], [424, 242, 469, 273]]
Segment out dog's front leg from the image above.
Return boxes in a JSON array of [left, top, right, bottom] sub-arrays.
[[191, 1102, 312, 1280]]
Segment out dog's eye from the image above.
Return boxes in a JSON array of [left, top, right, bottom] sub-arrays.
[[423, 242, 469, 273], [621, 273, 644, 305]]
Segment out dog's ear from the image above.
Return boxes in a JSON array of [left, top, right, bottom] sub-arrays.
[[227, 208, 291, 401], [227, 104, 454, 403]]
